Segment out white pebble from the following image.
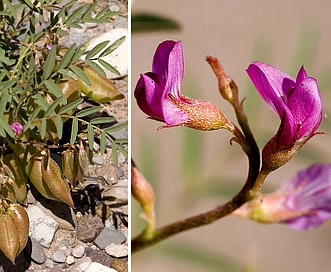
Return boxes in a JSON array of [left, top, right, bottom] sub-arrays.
[[85, 262, 118, 272], [66, 255, 75, 265], [72, 244, 85, 258], [105, 243, 128, 257]]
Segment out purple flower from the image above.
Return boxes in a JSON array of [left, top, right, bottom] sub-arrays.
[[281, 163, 331, 229], [46, 43, 53, 51], [233, 163, 331, 230], [10, 122, 23, 135], [134, 40, 230, 131], [246, 61, 322, 146]]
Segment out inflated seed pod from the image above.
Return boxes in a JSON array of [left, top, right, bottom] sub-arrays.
[[41, 155, 74, 207], [58, 77, 81, 118], [3, 154, 28, 203], [0, 211, 19, 263], [9, 204, 29, 255], [78, 65, 124, 102], [78, 142, 89, 174], [62, 148, 79, 188], [26, 152, 62, 202]]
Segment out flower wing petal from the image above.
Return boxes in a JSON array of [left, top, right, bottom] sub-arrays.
[[160, 41, 187, 125], [134, 73, 166, 120], [246, 61, 295, 117]]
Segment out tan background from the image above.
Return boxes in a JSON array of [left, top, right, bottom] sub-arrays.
[[131, 1, 331, 271]]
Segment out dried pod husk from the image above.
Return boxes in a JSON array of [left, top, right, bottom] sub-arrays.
[[3, 154, 28, 203], [78, 65, 124, 102], [9, 204, 29, 255], [62, 148, 80, 188], [41, 155, 74, 207], [0, 210, 19, 263]]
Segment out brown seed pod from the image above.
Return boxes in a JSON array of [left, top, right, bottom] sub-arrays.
[[26, 152, 62, 202], [78, 142, 89, 174], [0, 211, 19, 263], [3, 154, 28, 203], [62, 148, 78, 188], [9, 204, 29, 255], [78, 65, 124, 102], [41, 154, 74, 207]]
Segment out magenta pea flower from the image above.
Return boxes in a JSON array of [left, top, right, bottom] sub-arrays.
[[246, 62, 322, 171], [134, 40, 231, 131], [246, 61, 322, 146], [10, 122, 23, 135], [233, 163, 331, 230]]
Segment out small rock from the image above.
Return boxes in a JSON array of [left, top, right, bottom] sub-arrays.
[[108, 1, 120, 12], [45, 259, 54, 268], [117, 151, 126, 165], [36, 200, 76, 230], [85, 262, 118, 272], [50, 249, 67, 263], [68, 33, 89, 46], [105, 125, 128, 143], [116, 167, 124, 178], [49, 263, 68, 272], [81, 28, 128, 79], [102, 186, 128, 205], [70, 257, 92, 272], [113, 16, 128, 29], [92, 155, 103, 165], [77, 214, 104, 242], [27, 205, 59, 248], [93, 228, 126, 249], [105, 244, 128, 258], [110, 258, 128, 272], [26, 237, 46, 264], [72, 244, 85, 258], [66, 255, 75, 265], [85, 248, 112, 266]]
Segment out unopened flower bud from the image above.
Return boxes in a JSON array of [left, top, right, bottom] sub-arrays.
[[131, 164, 155, 211], [131, 163, 155, 235], [206, 55, 237, 103], [10, 122, 23, 135]]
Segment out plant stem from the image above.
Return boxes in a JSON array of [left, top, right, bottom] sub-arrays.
[[132, 97, 260, 253], [132, 58, 262, 252]]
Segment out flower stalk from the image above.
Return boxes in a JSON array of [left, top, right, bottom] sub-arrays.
[[132, 53, 261, 253]]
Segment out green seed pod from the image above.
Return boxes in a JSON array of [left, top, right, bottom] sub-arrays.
[[78, 65, 124, 102], [0, 210, 19, 263], [9, 204, 29, 255], [3, 154, 28, 203], [41, 155, 74, 207]]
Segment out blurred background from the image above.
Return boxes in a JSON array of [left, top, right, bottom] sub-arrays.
[[131, 1, 331, 271]]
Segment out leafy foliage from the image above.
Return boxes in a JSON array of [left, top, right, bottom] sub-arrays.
[[0, 0, 127, 263]]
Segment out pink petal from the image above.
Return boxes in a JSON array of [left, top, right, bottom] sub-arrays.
[[134, 73, 166, 120]]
